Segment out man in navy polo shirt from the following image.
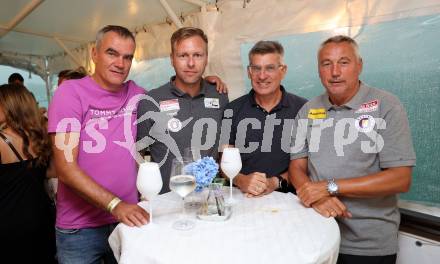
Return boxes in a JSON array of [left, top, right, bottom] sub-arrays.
[[224, 41, 307, 197]]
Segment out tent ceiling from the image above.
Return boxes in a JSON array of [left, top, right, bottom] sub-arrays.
[[0, 0, 214, 57]]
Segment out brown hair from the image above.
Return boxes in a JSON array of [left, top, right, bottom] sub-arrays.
[[64, 67, 87, 80], [0, 84, 51, 166], [58, 67, 88, 86], [58, 67, 88, 84], [248, 40, 284, 63], [170, 27, 208, 53]]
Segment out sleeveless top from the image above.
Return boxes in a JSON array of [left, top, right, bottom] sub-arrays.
[[0, 132, 56, 263]]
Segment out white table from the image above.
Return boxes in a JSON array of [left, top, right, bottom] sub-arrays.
[[109, 188, 340, 264]]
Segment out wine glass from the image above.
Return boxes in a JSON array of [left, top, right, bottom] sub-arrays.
[[183, 147, 202, 209], [220, 147, 242, 204], [137, 162, 163, 224], [169, 159, 196, 230]]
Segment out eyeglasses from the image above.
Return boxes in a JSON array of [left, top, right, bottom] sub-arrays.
[[248, 64, 285, 75]]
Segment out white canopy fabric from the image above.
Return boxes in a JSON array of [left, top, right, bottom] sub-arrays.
[[0, 0, 215, 77], [1, 0, 440, 99]]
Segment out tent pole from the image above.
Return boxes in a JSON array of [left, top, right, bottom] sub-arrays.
[[0, 25, 85, 43], [0, 0, 45, 38], [44, 57, 52, 103], [159, 0, 183, 28], [183, 0, 206, 12], [44, 74, 51, 103], [53, 37, 83, 68]]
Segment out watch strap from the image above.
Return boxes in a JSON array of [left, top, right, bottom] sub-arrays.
[[275, 175, 288, 191]]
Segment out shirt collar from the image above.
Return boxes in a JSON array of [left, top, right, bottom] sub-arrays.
[[169, 76, 206, 97], [322, 81, 369, 110], [344, 82, 370, 109], [248, 85, 288, 111]]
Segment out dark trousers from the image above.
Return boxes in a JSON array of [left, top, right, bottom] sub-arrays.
[[337, 253, 397, 264]]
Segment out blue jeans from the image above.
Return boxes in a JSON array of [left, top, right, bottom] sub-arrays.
[[56, 223, 118, 264]]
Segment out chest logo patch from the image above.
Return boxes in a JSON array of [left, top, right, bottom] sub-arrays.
[[167, 117, 182, 132], [204, 98, 220, 108], [308, 108, 327, 119], [355, 115, 376, 133], [355, 99, 379, 113], [159, 99, 180, 112]]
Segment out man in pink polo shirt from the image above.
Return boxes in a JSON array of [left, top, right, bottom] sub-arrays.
[[48, 25, 148, 264]]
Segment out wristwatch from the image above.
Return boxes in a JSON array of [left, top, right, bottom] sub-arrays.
[[275, 175, 288, 191], [327, 178, 339, 196]]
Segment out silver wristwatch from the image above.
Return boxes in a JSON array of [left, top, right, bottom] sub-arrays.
[[327, 178, 339, 196]]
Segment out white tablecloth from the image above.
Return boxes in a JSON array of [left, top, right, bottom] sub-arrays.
[[109, 188, 340, 264]]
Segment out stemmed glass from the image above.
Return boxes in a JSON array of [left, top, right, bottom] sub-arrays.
[[169, 159, 197, 230], [183, 147, 202, 209], [136, 162, 163, 224], [220, 147, 242, 204]]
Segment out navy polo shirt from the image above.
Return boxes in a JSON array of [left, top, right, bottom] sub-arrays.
[[224, 86, 307, 177]]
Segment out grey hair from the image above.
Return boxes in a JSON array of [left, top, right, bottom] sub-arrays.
[[95, 25, 135, 49], [248, 40, 284, 64], [318, 35, 362, 61]]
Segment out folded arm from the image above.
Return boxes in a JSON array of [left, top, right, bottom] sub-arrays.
[[289, 158, 351, 218], [295, 164, 412, 207], [233, 172, 279, 197]]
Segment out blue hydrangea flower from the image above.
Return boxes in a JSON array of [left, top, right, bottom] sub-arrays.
[[185, 157, 219, 192]]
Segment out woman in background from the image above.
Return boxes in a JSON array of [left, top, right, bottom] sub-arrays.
[[0, 83, 56, 263]]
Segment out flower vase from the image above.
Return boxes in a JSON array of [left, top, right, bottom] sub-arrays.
[[205, 183, 226, 215], [185, 188, 204, 210]]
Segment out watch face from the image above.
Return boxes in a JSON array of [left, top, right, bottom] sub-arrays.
[[328, 180, 338, 194]]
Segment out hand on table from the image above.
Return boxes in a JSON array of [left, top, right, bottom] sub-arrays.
[[112, 202, 150, 227], [235, 172, 279, 197], [245, 176, 279, 198], [311, 197, 352, 218], [297, 181, 329, 207]]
